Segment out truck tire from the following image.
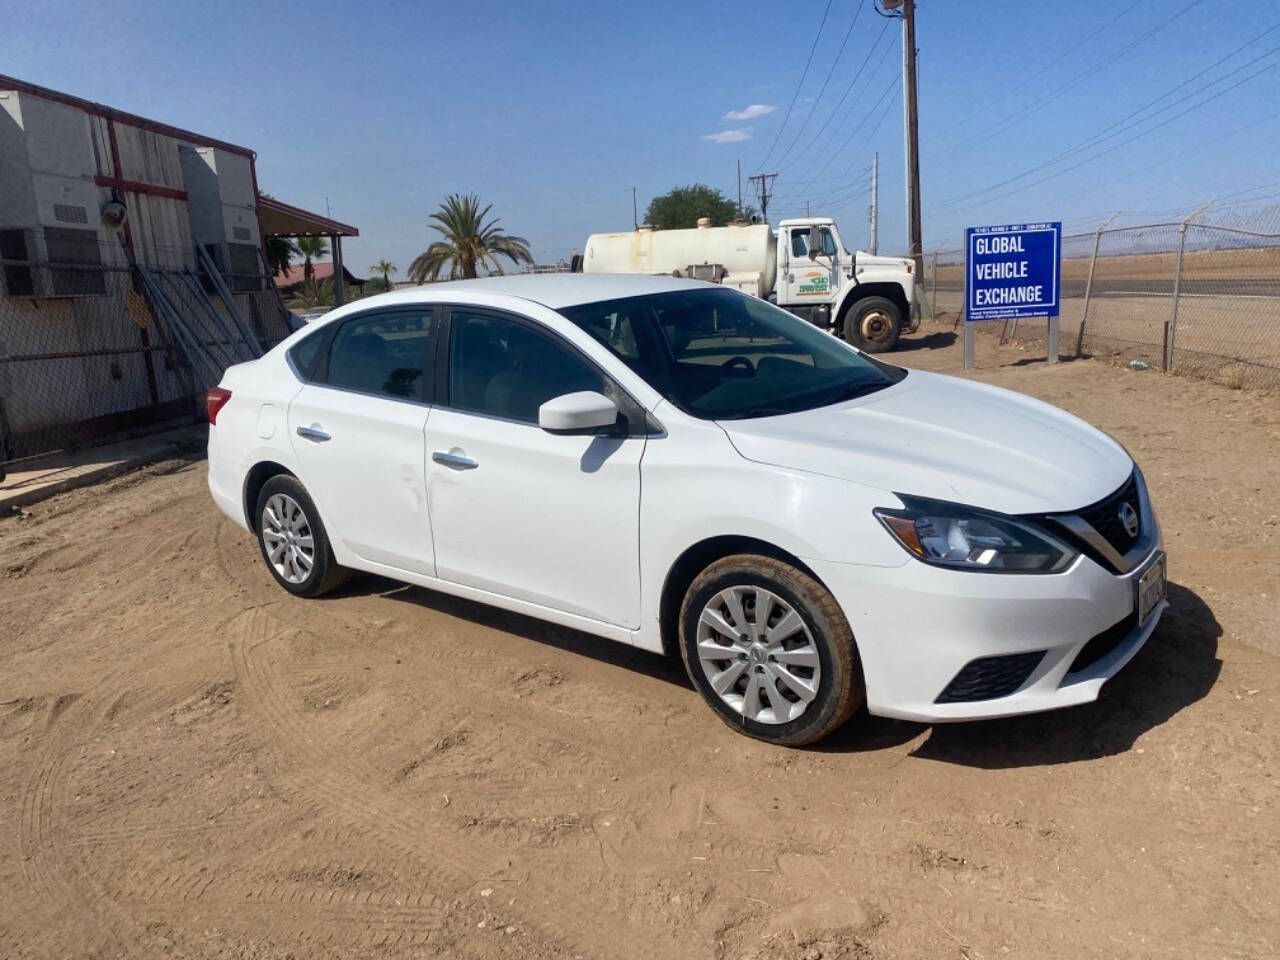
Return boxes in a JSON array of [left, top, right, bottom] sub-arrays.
[[843, 296, 902, 353]]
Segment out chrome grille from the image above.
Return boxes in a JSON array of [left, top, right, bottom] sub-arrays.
[[1078, 473, 1141, 556]]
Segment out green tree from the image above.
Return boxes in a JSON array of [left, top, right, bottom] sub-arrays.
[[643, 184, 746, 230], [264, 235, 301, 277], [409, 194, 533, 282], [296, 236, 330, 282], [371, 258, 397, 289]]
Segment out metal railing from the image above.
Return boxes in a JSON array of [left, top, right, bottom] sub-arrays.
[[922, 200, 1280, 389]]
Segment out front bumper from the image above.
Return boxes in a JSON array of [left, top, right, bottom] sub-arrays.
[[807, 538, 1166, 723]]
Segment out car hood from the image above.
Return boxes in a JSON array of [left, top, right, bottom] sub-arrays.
[[718, 370, 1132, 515]]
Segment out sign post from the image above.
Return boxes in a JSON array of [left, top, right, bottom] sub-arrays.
[[964, 222, 1061, 370]]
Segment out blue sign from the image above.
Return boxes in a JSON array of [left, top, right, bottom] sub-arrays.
[[965, 222, 1061, 322]]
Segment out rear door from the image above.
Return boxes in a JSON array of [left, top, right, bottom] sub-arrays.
[[287, 306, 437, 576]]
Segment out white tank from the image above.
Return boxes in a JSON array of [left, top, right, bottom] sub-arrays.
[[582, 222, 778, 299]]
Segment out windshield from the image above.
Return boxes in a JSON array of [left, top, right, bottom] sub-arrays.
[[558, 288, 904, 420]]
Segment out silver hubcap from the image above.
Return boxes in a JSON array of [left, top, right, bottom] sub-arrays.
[[860, 309, 893, 343], [261, 493, 315, 585], [695, 586, 821, 725]]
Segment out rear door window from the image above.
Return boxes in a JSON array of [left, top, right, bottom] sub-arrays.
[[320, 309, 435, 401]]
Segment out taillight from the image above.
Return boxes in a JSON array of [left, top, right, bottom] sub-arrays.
[[206, 387, 232, 425]]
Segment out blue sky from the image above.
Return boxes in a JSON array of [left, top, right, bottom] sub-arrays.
[[5, 0, 1279, 272]]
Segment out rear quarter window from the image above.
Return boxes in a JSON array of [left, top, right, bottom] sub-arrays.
[[288, 328, 330, 381]]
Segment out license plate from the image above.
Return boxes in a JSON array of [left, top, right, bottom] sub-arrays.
[[1137, 552, 1167, 626]]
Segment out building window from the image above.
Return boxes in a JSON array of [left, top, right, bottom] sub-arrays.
[[0, 229, 35, 297], [228, 242, 262, 292], [45, 226, 106, 296]]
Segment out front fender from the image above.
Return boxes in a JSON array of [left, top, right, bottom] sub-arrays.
[[635, 408, 907, 652]]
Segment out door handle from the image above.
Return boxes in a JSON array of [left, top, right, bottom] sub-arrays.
[[296, 425, 331, 442], [432, 450, 478, 469]]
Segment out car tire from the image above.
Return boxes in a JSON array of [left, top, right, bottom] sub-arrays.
[[678, 554, 864, 746], [843, 296, 902, 353], [254, 474, 349, 598]]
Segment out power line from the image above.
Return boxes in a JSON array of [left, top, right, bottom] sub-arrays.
[[937, 0, 1205, 164], [934, 54, 1280, 218], [779, 20, 893, 175], [773, 1, 868, 170], [756, 0, 834, 172], [782, 67, 899, 199], [923, 0, 1146, 146], [1033, 113, 1280, 223], [781, 88, 900, 217], [933, 25, 1280, 211]]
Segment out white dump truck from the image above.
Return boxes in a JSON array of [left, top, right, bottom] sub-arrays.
[[580, 217, 918, 352]]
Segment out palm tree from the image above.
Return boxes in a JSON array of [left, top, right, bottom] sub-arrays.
[[264, 236, 301, 277], [371, 258, 397, 290], [409, 194, 532, 282], [296, 236, 329, 282], [290, 277, 334, 309]]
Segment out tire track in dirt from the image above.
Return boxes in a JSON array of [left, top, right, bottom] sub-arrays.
[[230, 605, 692, 959], [17, 674, 452, 953], [19, 687, 158, 958], [212, 516, 1054, 954]]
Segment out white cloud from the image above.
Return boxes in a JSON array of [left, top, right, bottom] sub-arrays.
[[724, 103, 777, 121], [702, 128, 754, 144]]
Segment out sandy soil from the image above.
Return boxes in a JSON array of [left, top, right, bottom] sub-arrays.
[[2, 326, 1278, 959]]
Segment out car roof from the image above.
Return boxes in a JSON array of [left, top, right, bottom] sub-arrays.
[[329, 273, 712, 312]]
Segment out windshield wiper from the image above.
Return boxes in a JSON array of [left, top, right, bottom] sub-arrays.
[[721, 407, 791, 420], [820, 380, 884, 406]]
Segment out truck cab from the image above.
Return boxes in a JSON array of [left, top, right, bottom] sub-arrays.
[[581, 215, 918, 353], [775, 218, 918, 352]]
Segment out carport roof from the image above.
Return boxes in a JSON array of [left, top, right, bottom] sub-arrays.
[[258, 195, 358, 238]]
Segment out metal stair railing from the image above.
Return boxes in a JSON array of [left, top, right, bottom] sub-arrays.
[[195, 244, 263, 357]]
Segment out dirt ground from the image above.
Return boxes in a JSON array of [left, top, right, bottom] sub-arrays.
[[2, 323, 1278, 960]]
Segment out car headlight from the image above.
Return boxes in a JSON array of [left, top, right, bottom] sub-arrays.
[[874, 496, 1077, 574]]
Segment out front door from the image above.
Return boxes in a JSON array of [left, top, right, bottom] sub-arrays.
[[779, 226, 839, 307], [426, 307, 644, 628], [287, 307, 436, 576]]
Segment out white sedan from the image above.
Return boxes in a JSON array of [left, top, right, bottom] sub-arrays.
[[207, 274, 1167, 745]]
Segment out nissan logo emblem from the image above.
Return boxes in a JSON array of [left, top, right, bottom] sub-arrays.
[[1118, 501, 1140, 539]]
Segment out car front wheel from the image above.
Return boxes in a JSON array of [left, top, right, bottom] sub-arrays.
[[255, 474, 349, 597], [679, 555, 864, 746]]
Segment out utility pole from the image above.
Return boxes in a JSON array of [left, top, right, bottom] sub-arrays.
[[748, 172, 777, 224], [870, 151, 879, 254], [632, 187, 637, 230], [737, 159, 743, 214], [877, 0, 922, 269], [902, 0, 923, 273]]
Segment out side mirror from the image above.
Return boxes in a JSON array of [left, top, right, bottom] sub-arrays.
[[808, 225, 822, 260], [538, 391, 620, 435]]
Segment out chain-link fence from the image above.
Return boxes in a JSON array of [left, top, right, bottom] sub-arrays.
[[923, 199, 1280, 389], [0, 228, 294, 471]]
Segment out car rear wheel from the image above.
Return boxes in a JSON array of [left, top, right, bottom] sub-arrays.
[[679, 555, 864, 746], [255, 475, 348, 597], [843, 296, 902, 353]]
